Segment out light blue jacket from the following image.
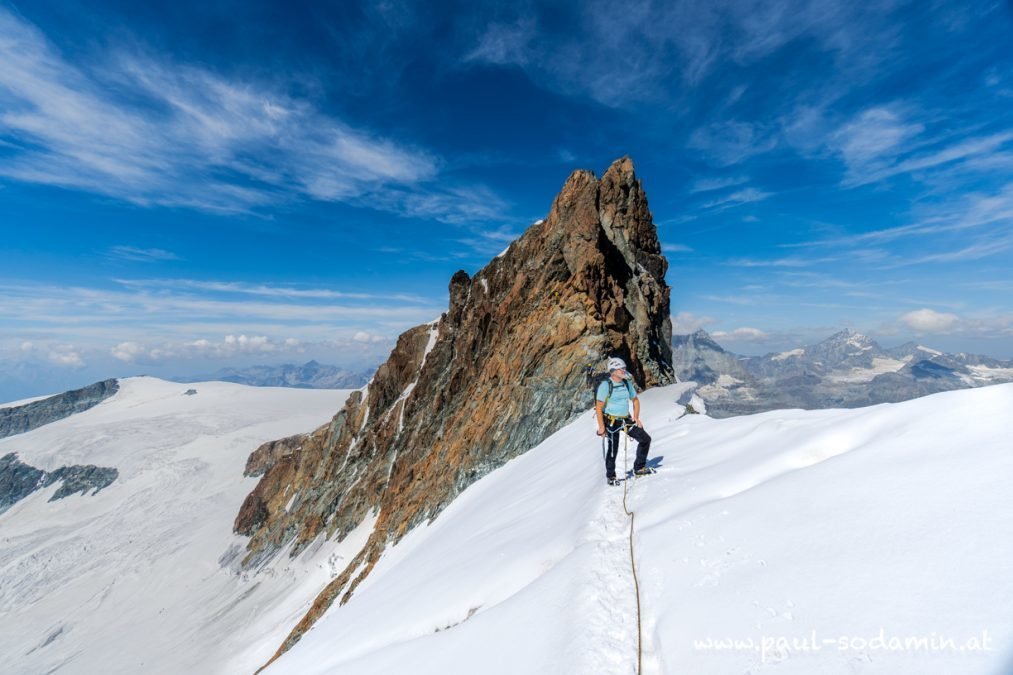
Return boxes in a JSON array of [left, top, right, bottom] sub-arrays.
[[596, 378, 636, 417]]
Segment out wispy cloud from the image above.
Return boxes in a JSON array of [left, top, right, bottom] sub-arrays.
[[455, 223, 524, 257], [829, 105, 924, 182], [112, 278, 431, 303], [787, 183, 1013, 250], [106, 246, 180, 263], [687, 121, 777, 167], [688, 175, 750, 193], [959, 280, 1013, 292], [726, 255, 833, 268], [828, 103, 1013, 187], [464, 18, 537, 65], [701, 187, 773, 210], [700, 294, 765, 305], [0, 8, 507, 224], [0, 282, 443, 338], [462, 1, 905, 106], [891, 234, 1013, 267], [375, 184, 512, 226], [885, 130, 1013, 178]]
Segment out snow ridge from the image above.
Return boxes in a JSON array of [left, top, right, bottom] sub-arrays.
[[576, 482, 640, 674]]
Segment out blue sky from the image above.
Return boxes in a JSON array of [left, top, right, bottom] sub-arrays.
[[1, 0, 1012, 401]]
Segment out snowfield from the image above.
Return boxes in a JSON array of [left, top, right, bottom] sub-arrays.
[[3, 378, 1012, 674], [827, 356, 907, 383], [1, 377, 356, 675], [267, 383, 1013, 675]]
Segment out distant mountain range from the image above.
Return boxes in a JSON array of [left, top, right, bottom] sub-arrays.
[[174, 360, 370, 389], [673, 329, 1013, 417]]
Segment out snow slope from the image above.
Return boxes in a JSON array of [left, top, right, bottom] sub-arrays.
[[268, 383, 1013, 675], [1, 377, 362, 675]]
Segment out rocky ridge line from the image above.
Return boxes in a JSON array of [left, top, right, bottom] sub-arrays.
[[0, 379, 119, 439]]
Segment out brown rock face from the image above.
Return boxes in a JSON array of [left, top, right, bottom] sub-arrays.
[[240, 156, 673, 667]]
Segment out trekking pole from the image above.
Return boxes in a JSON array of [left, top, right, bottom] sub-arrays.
[[619, 423, 628, 480]]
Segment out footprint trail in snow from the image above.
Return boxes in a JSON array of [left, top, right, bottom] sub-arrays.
[[574, 477, 644, 675]]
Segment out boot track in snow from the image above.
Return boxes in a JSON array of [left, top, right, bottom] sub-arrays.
[[579, 435, 653, 675]]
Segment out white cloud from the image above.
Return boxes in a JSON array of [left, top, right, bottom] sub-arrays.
[[352, 331, 388, 343], [711, 327, 769, 342], [111, 341, 146, 362], [662, 243, 694, 253], [900, 308, 960, 333], [217, 335, 276, 355], [671, 312, 715, 334], [831, 106, 924, 177], [106, 335, 307, 363], [47, 350, 84, 368]]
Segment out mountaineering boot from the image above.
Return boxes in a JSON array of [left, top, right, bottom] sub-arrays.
[[634, 467, 656, 476], [607, 476, 621, 486]]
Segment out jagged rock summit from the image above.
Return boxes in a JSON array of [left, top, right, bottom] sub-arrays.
[[235, 156, 673, 666]]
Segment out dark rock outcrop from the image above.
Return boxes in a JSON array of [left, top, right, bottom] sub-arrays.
[[0, 379, 119, 439], [0, 452, 118, 514], [236, 157, 674, 666]]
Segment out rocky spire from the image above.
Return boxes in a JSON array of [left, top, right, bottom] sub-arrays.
[[236, 156, 673, 668]]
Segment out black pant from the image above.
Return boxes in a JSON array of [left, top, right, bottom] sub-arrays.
[[602, 416, 651, 478]]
